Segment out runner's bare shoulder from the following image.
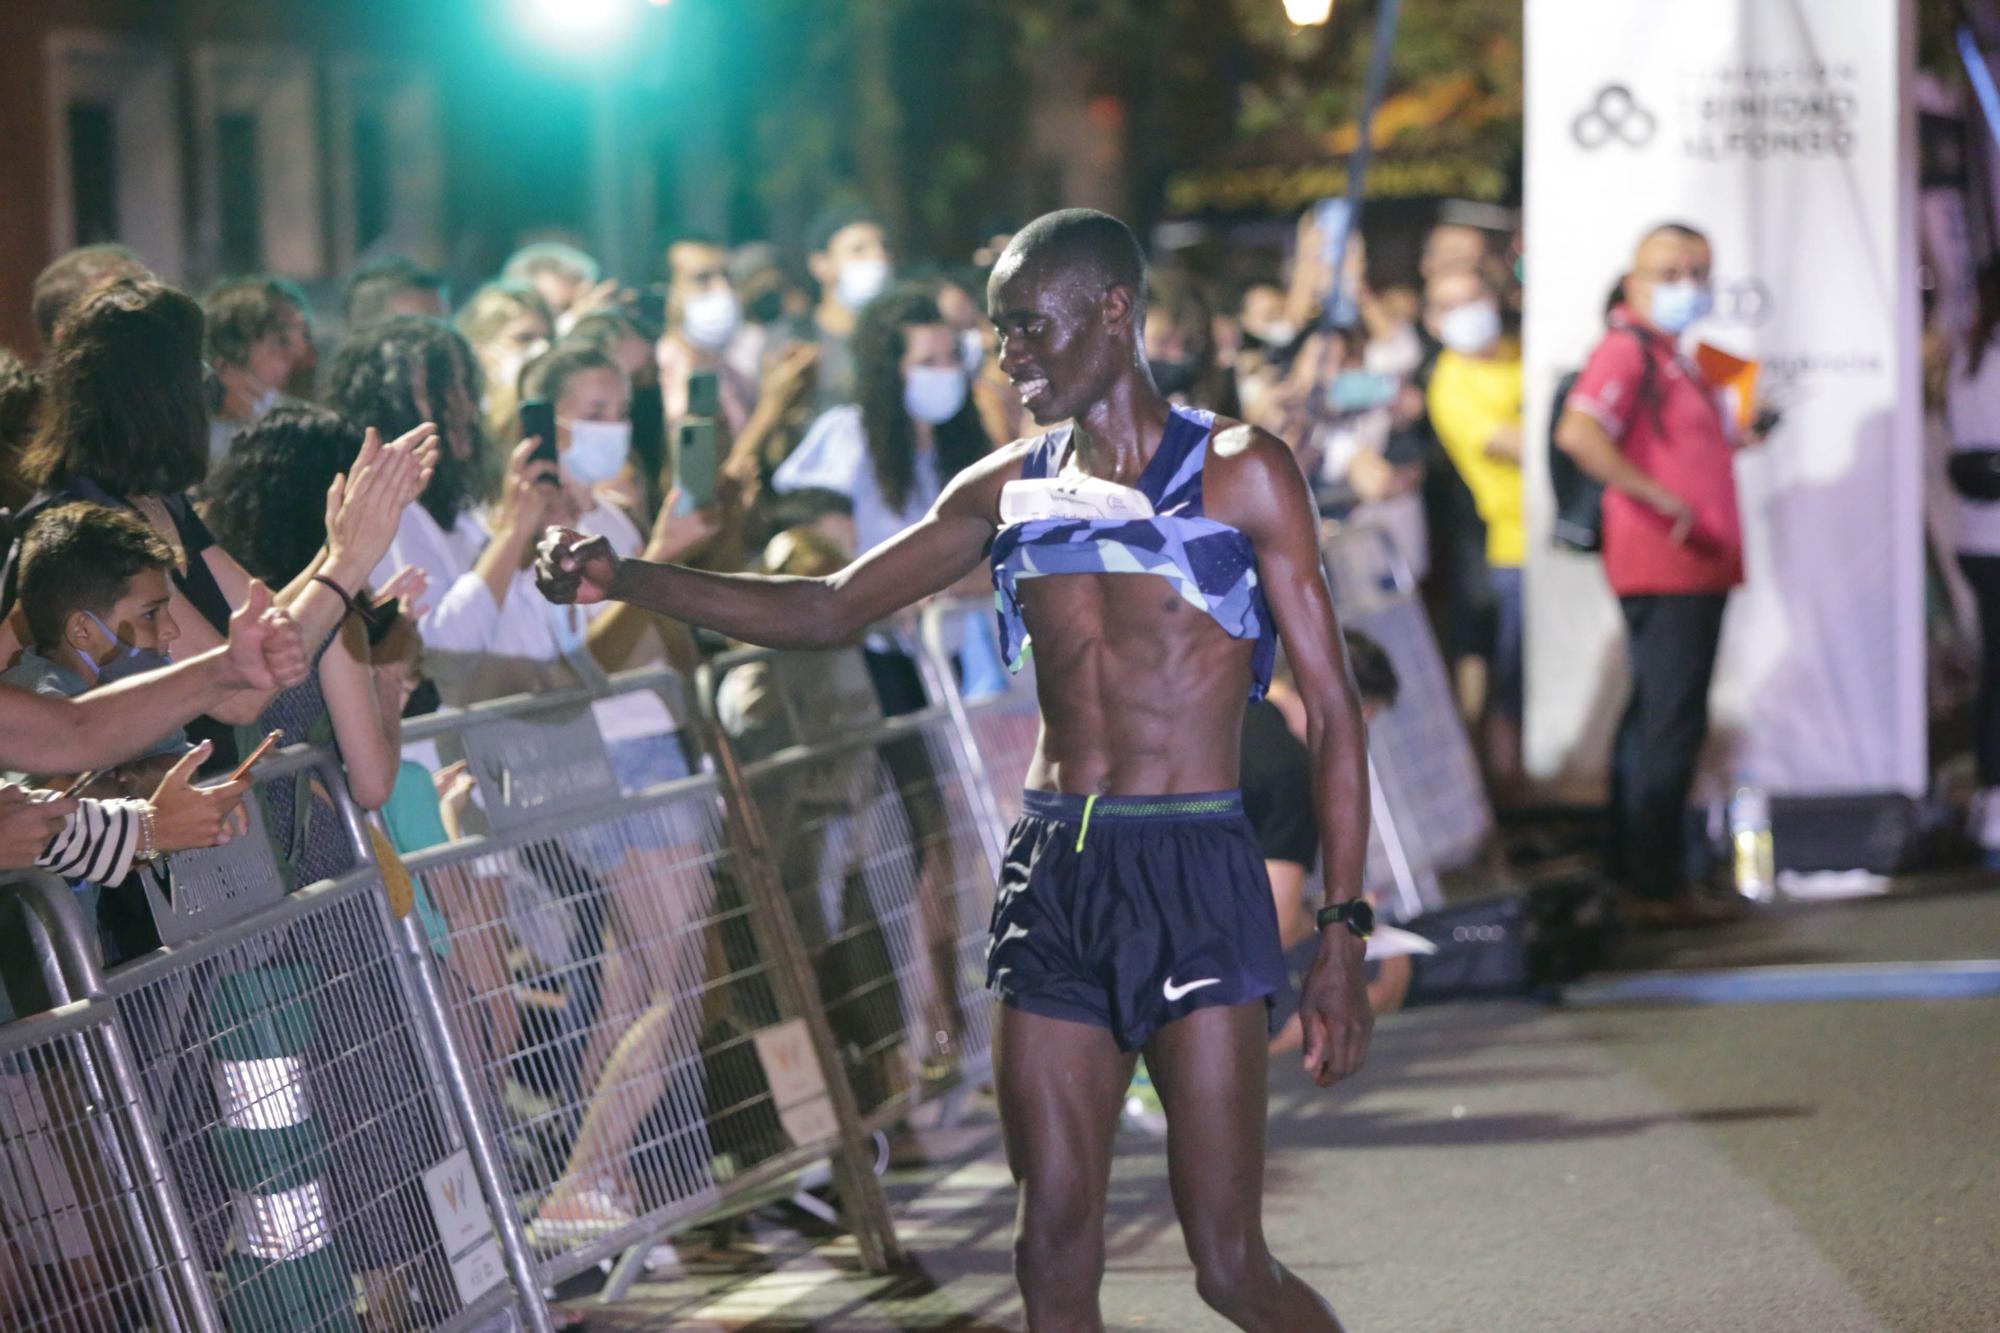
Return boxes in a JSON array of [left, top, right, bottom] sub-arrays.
[[1202, 416, 1313, 530], [937, 435, 1045, 526]]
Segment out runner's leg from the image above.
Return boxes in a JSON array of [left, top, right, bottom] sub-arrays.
[[998, 1005, 1135, 1332], [1147, 1002, 1344, 1332]]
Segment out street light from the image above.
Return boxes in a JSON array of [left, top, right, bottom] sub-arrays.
[[1283, 0, 1335, 25], [511, 0, 640, 55]]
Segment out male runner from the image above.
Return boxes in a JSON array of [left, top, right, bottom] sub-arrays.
[[538, 208, 1371, 1332]]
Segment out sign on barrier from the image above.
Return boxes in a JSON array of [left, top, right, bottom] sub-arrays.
[[459, 705, 621, 831]]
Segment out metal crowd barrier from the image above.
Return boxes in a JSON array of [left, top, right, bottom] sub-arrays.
[[0, 568, 1479, 1329], [698, 640, 1005, 1139], [396, 667, 901, 1302], [2, 750, 540, 1333], [1321, 525, 1494, 917]]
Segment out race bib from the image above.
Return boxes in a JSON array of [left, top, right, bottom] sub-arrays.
[[1000, 475, 1156, 524]]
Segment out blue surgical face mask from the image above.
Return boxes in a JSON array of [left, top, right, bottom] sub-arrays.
[[1650, 280, 1713, 334], [562, 418, 632, 485], [904, 365, 968, 425], [959, 328, 986, 377], [79, 611, 172, 684]]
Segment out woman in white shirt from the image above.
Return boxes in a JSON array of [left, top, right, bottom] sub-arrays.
[[1948, 262, 2000, 863]]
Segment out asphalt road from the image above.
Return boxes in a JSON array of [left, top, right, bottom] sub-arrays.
[[585, 883, 2000, 1331]]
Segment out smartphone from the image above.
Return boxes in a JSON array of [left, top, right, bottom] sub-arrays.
[[672, 418, 719, 509], [228, 730, 285, 783], [520, 400, 559, 470], [56, 770, 101, 800], [686, 370, 721, 421]]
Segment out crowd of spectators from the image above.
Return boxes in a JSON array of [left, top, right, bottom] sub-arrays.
[[0, 202, 1550, 1300]]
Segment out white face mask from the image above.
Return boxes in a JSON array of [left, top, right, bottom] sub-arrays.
[[681, 287, 741, 349], [959, 327, 986, 377], [836, 256, 891, 310], [1249, 320, 1299, 349], [1437, 299, 1502, 354], [562, 418, 632, 484], [903, 365, 968, 425]]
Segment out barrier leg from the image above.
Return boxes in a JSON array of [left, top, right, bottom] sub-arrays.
[[14, 877, 226, 1333], [692, 676, 907, 1274], [396, 915, 559, 1333]]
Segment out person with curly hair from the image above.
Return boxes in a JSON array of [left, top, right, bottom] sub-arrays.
[[327, 315, 569, 706]]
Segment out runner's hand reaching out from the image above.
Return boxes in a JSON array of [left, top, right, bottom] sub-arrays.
[[537, 528, 620, 607]]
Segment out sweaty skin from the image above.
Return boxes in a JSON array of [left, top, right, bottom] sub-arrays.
[[539, 225, 1370, 1332]]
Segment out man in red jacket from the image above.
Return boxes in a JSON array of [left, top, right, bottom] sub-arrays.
[[1556, 221, 1744, 925]]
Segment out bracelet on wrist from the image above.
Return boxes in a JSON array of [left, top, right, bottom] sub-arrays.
[[312, 573, 359, 617], [136, 802, 159, 863]]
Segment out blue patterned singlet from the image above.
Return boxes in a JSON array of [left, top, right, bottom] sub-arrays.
[[989, 405, 1278, 701]]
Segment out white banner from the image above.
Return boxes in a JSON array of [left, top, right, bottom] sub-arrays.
[[1522, 0, 1923, 799]]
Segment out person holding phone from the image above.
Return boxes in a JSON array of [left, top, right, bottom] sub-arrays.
[[330, 316, 567, 707]]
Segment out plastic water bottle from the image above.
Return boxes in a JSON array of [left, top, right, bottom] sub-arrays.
[[1728, 784, 1775, 902]]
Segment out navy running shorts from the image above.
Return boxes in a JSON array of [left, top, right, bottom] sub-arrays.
[[985, 789, 1287, 1052]]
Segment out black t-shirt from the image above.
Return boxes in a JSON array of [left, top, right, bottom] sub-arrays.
[[1240, 698, 1318, 868]]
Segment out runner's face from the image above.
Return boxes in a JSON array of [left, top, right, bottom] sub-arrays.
[[987, 260, 1128, 425]]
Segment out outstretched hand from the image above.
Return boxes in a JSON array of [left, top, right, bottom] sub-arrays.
[[148, 741, 251, 853], [226, 580, 309, 690], [1298, 932, 1373, 1087], [536, 527, 620, 606]]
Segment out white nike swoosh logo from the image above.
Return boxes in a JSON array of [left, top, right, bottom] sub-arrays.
[[1162, 976, 1221, 1003]]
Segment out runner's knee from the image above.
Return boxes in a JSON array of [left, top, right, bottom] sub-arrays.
[[1189, 1232, 1279, 1320], [1014, 1180, 1104, 1288]]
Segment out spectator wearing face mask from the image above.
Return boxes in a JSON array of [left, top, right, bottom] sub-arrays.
[[790, 206, 894, 411], [657, 234, 756, 435], [1555, 222, 1745, 925], [568, 308, 670, 520], [1142, 271, 1238, 416], [201, 276, 314, 462], [1424, 270, 1525, 797]]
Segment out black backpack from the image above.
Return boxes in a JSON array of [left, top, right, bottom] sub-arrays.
[[1547, 325, 1665, 553]]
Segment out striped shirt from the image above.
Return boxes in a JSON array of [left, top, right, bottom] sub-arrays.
[[34, 796, 148, 885]]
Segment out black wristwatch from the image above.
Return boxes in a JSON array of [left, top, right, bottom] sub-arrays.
[[1317, 899, 1374, 939]]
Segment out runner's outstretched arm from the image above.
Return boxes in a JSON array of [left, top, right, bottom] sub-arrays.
[[536, 445, 1019, 649]]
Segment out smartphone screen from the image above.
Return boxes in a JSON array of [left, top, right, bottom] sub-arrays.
[[672, 418, 719, 509], [686, 370, 721, 421], [520, 400, 559, 469]]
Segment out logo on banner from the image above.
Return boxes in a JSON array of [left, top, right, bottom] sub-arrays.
[[1572, 85, 1657, 150], [1711, 278, 1773, 327]]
